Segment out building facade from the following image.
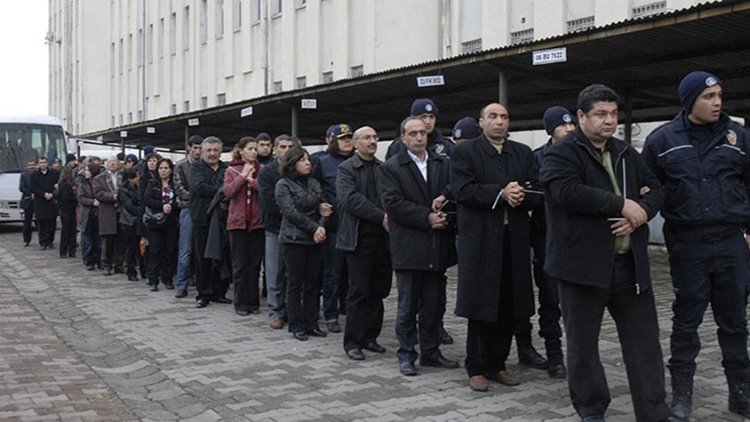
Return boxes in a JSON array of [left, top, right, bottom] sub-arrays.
[[48, 0, 713, 136]]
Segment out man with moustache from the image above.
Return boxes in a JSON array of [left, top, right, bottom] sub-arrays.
[[336, 126, 392, 361]]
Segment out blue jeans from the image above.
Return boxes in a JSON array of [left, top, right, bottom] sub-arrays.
[[265, 231, 287, 319], [81, 216, 101, 266], [322, 234, 346, 322], [176, 208, 193, 290]]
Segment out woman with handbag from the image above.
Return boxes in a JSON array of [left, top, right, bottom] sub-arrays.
[[55, 162, 78, 259], [224, 137, 264, 316], [275, 145, 333, 341], [144, 158, 179, 291]]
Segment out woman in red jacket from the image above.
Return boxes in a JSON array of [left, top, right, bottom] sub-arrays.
[[224, 137, 264, 316]]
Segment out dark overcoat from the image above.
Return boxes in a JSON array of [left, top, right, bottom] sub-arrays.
[[30, 169, 59, 220], [93, 171, 120, 235], [380, 148, 456, 271], [451, 135, 540, 322]]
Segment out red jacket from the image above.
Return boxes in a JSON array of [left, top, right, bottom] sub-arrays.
[[223, 159, 263, 231]]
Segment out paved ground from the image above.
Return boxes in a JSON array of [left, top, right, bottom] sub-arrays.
[[0, 224, 746, 421]]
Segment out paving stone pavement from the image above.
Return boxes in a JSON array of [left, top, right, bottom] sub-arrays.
[[0, 225, 747, 421]]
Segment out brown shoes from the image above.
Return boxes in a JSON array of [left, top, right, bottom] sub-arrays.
[[269, 318, 285, 329], [469, 375, 489, 392], [489, 370, 521, 386]]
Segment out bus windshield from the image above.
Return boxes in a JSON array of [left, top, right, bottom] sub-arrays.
[[0, 123, 67, 173]]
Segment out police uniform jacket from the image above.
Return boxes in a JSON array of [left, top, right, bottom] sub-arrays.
[[642, 111, 750, 237], [380, 148, 456, 272], [335, 153, 386, 252], [451, 135, 540, 322], [542, 127, 664, 291]]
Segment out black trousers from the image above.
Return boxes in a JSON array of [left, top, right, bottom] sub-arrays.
[[37, 218, 55, 247], [343, 234, 392, 352], [146, 221, 179, 286], [193, 226, 226, 301], [229, 229, 265, 312], [557, 253, 670, 421], [284, 243, 323, 334], [395, 270, 444, 363], [58, 208, 77, 257], [120, 223, 139, 277], [101, 233, 124, 271], [22, 205, 34, 244]]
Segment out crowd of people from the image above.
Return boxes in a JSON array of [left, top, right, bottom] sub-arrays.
[[17, 70, 750, 422]]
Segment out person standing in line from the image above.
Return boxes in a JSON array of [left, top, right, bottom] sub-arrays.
[[30, 156, 59, 250], [78, 158, 102, 270], [381, 117, 460, 377], [275, 145, 333, 341], [93, 156, 123, 276], [543, 84, 672, 421], [224, 137, 264, 316], [451, 103, 541, 391], [19, 159, 37, 247], [55, 162, 78, 259], [143, 158, 179, 291], [643, 71, 750, 420], [337, 126, 392, 361], [173, 135, 203, 298], [258, 135, 299, 329], [118, 168, 141, 281]]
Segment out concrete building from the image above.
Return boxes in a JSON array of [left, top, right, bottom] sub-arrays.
[[48, 0, 719, 139]]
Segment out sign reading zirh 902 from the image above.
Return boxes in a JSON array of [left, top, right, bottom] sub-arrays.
[[532, 47, 567, 66]]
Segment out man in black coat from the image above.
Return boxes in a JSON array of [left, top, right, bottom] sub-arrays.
[[19, 158, 37, 246], [451, 103, 541, 392], [381, 117, 459, 377], [336, 126, 391, 361], [190, 136, 229, 308], [542, 84, 670, 421], [30, 156, 59, 249]]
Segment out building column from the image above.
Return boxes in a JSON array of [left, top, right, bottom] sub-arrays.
[[498, 71, 508, 107]]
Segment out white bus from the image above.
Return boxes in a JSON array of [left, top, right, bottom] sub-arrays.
[[0, 115, 71, 222]]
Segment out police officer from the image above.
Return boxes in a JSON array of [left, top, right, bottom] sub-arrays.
[[643, 71, 750, 419], [451, 117, 481, 144]]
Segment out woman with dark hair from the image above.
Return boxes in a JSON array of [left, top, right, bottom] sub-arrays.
[[77, 157, 102, 270], [138, 152, 161, 279], [143, 158, 179, 291], [275, 146, 333, 341], [56, 161, 78, 259], [224, 137, 264, 316], [119, 167, 141, 281]]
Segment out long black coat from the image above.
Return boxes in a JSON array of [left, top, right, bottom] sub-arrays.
[[380, 148, 456, 271], [30, 169, 59, 220], [451, 135, 540, 322]]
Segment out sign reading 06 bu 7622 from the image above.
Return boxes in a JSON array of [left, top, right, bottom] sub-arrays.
[[533, 47, 567, 66]]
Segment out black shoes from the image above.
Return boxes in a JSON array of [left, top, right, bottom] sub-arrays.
[[420, 354, 460, 369], [306, 328, 327, 337], [293, 331, 309, 341], [196, 298, 209, 308], [174, 288, 188, 298], [399, 361, 418, 376], [103, 268, 113, 276], [439, 325, 454, 345], [86, 264, 96, 271], [236, 310, 251, 317], [127, 274, 139, 282], [518, 346, 549, 370], [364, 341, 386, 354], [149, 284, 158, 292], [164, 282, 174, 290], [547, 361, 567, 379], [213, 296, 232, 304], [347, 348, 365, 361], [327, 321, 341, 333]]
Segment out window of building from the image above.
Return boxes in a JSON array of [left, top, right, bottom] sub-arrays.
[[632, 1, 667, 18], [322, 71, 333, 83], [461, 38, 482, 54], [273, 81, 282, 93], [128, 112, 133, 123], [184, 100, 190, 112], [171, 103, 177, 115], [510, 28, 534, 44], [350, 65, 364, 78], [183, 6, 190, 51], [567, 16, 595, 33], [217, 93, 226, 105], [159, 18, 165, 58], [119, 38, 124, 74], [111, 115, 115, 127], [201, 96, 208, 108], [138, 29, 144, 67], [170, 13, 176, 56], [139, 109, 143, 121], [295, 0, 306, 9], [252, 0, 261, 22], [128, 34, 133, 70], [233, 0, 242, 30], [147, 24, 153, 63], [200, 0, 208, 44], [271, 0, 282, 16], [216, 0, 224, 38], [296, 76, 306, 89], [459, 0, 481, 50], [110, 42, 115, 77]]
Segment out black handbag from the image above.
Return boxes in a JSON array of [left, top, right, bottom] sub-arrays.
[[143, 207, 167, 229]]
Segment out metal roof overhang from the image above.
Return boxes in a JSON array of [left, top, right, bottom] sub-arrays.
[[82, 0, 750, 151]]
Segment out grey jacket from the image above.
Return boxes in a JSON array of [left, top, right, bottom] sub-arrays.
[[275, 176, 324, 245], [173, 156, 194, 209], [335, 154, 386, 252]]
